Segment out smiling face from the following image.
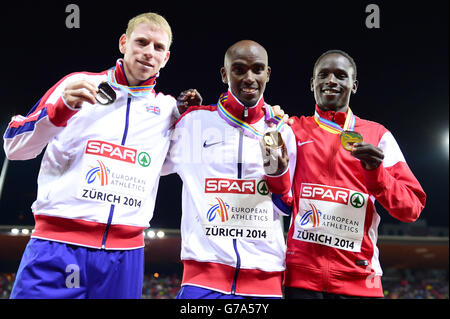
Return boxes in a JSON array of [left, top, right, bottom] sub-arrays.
[[221, 40, 271, 107], [119, 23, 171, 86], [311, 53, 358, 112]]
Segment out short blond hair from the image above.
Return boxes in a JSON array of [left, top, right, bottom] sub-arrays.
[[125, 12, 172, 49]]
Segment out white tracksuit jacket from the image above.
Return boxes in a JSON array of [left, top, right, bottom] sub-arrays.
[[3, 60, 177, 250], [162, 91, 297, 297]]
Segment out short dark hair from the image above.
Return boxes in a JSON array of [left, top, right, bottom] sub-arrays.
[[313, 50, 357, 80]]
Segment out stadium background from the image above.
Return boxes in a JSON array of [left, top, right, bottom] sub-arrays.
[[0, 1, 448, 299]]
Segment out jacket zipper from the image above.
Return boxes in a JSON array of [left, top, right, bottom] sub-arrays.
[[231, 106, 248, 294], [323, 129, 340, 291], [101, 95, 132, 249]]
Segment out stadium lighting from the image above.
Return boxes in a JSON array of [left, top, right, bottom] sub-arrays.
[[10, 228, 19, 235], [156, 231, 165, 238], [21, 229, 30, 235], [146, 230, 156, 239]]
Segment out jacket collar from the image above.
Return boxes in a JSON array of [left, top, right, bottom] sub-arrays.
[[222, 90, 265, 124], [315, 104, 348, 128], [113, 59, 158, 88], [106, 59, 158, 97]]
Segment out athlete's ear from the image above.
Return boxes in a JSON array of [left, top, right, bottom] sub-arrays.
[[220, 67, 228, 84], [160, 50, 171, 69], [119, 34, 127, 55], [352, 79, 358, 94], [310, 77, 314, 92], [266, 66, 271, 83]]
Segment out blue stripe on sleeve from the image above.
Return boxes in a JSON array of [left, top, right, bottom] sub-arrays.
[[272, 193, 292, 216], [4, 106, 48, 139]]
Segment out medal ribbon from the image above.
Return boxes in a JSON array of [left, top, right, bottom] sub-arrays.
[[314, 106, 355, 134], [106, 66, 157, 97], [216, 92, 284, 139]]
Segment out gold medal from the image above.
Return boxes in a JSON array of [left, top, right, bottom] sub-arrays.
[[340, 130, 363, 151], [262, 131, 285, 172], [263, 131, 284, 149]]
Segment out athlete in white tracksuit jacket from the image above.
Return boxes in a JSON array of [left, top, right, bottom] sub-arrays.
[[162, 40, 297, 298], [2, 14, 201, 299]]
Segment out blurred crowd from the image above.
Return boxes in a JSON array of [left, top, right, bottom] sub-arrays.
[[382, 268, 448, 299], [142, 273, 180, 299], [1, 268, 448, 299], [0, 273, 14, 299]]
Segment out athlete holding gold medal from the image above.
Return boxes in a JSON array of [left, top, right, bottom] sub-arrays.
[[277, 50, 426, 298], [163, 40, 296, 299]]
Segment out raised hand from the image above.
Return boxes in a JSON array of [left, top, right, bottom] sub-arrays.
[[176, 89, 203, 114], [351, 142, 384, 170]]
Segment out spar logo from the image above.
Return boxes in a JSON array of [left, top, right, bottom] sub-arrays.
[[207, 197, 230, 222], [205, 178, 255, 194], [85, 140, 150, 167], [299, 203, 322, 228], [350, 192, 365, 208], [301, 184, 350, 205], [86, 160, 109, 186]]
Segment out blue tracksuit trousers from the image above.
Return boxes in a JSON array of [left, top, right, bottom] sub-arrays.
[[10, 238, 144, 299]]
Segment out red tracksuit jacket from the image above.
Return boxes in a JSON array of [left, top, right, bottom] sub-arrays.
[[282, 105, 426, 297]]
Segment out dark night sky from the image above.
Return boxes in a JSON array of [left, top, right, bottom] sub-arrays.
[[0, 1, 448, 229]]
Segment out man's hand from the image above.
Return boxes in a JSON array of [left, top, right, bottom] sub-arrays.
[[63, 80, 98, 109], [350, 142, 384, 170], [177, 89, 203, 114], [267, 105, 294, 126], [259, 132, 289, 176]]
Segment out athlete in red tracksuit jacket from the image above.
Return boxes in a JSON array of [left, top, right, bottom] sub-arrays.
[[277, 50, 426, 298]]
